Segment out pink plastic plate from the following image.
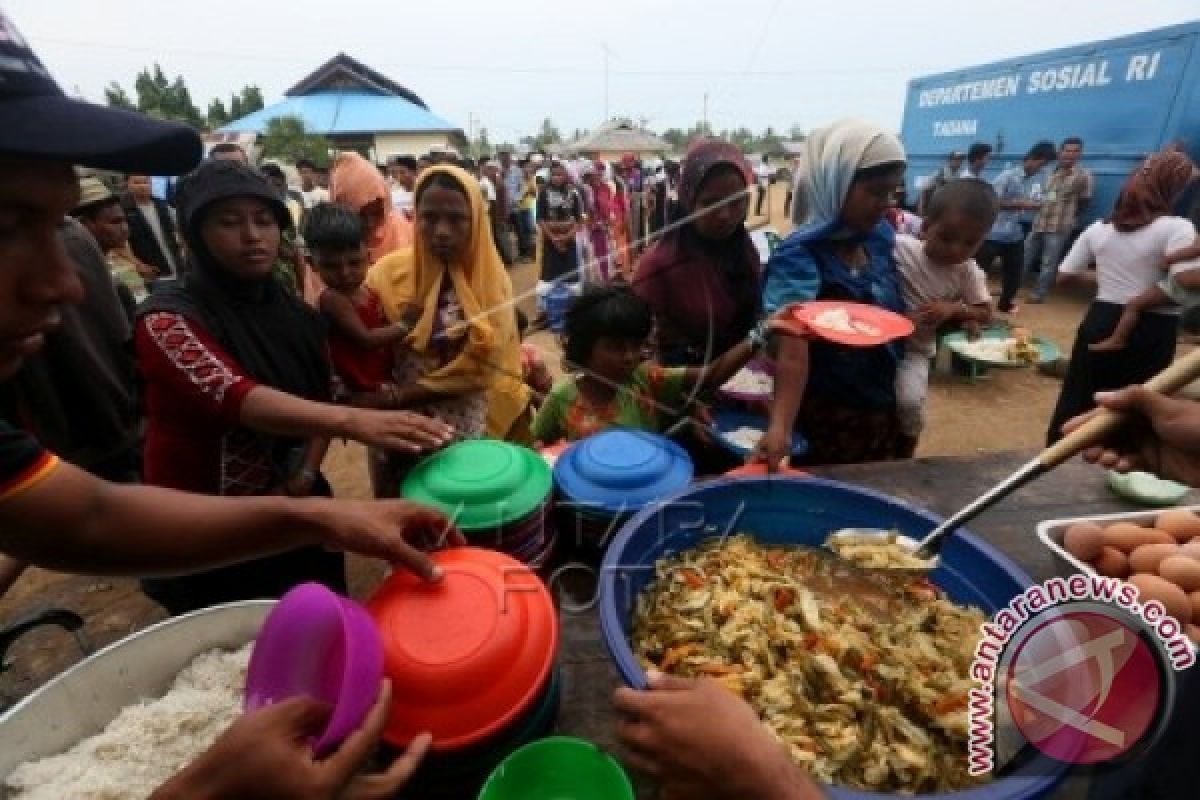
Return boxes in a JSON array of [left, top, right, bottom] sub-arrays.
[[245, 583, 383, 755]]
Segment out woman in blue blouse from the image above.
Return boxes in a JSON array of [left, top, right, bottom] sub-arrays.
[[756, 120, 910, 468]]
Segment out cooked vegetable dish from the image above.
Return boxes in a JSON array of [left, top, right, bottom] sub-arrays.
[[631, 535, 989, 793]]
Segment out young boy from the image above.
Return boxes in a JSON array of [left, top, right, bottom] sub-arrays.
[[305, 203, 418, 408], [895, 179, 999, 451], [1089, 236, 1200, 352]]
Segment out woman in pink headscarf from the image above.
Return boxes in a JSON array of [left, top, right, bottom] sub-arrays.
[[329, 152, 412, 264]]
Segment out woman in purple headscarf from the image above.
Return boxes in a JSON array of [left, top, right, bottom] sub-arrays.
[[635, 139, 762, 367]]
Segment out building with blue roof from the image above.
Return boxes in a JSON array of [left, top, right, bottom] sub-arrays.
[[220, 53, 466, 162]]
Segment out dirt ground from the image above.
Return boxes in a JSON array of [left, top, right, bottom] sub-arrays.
[[0, 183, 1147, 703]]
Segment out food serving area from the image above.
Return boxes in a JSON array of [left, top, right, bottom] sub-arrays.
[[560, 453, 1195, 799], [6, 449, 1194, 799], [2, 262, 1197, 799]]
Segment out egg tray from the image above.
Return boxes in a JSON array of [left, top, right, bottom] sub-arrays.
[[1037, 504, 1200, 579]]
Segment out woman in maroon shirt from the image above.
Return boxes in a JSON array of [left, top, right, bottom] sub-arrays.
[[635, 139, 761, 368], [633, 140, 761, 472], [134, 161, 453, 614]]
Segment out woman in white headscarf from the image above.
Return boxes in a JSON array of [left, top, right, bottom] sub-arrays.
[[755, 119, 909, 468]]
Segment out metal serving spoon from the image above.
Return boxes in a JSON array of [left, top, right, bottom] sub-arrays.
[[835, 347, 1200, 570]]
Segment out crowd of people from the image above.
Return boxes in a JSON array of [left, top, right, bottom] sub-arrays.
[[4, 4, 1200, 797]]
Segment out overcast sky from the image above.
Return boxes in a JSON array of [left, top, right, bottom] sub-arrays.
[[10, 0, 1197, 141]]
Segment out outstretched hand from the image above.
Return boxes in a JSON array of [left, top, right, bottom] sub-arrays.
[[153, 682, 430, 800], [307, 499, 465, 582], [1062, 386, 1200, 488], [344, 409, 455, 454], [613, 672, 823, 800]]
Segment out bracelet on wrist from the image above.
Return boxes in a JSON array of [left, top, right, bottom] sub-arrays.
[[748, 320, 769, 352]]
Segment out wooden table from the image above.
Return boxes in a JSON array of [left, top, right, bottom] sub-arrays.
[[553, 451, 1195, 800]]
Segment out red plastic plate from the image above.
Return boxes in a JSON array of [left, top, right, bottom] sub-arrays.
[[777, 301, 913, 347]]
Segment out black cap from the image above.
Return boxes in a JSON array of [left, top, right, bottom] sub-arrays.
[[175, 160, 291, 244], [0, 12, 202, 174]]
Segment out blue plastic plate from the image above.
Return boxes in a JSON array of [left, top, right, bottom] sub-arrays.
[[710, 408, 808, 458], [553, 429, 693, 515]]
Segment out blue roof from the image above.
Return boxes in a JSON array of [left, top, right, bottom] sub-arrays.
[[220, 91, 460, 135]]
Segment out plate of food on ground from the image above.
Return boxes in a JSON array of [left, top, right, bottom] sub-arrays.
[[942, 326, 1059, 368], [776, 301, 914, 347]]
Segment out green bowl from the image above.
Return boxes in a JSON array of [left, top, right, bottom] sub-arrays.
[[478, 736, 633, 800], [402, 439, 552, 531]]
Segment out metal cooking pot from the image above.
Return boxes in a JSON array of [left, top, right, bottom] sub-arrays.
[[0, 600, 271, 782]]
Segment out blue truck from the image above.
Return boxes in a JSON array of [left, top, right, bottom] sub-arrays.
[[901, 20, 1200, 222]]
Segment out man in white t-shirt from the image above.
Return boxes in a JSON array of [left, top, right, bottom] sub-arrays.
[[387, 155, 417, 219], [478, 165, 497, 207], [958, 142, 992, 179], [296, 158, 329, 209], [754, 156, 772, 217]]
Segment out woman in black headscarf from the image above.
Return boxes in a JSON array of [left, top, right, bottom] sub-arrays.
[[134, 160, 453, 614]]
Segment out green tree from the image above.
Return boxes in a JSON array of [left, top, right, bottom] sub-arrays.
[[259, 115, 331, 166], [207, 98, 230, 129], [228, 86, 264, 122], [758, 125, 784, 154], [106, 67, 264, 131], [538, 118, 562, 147], [788, 124, 806, 142], [104, 82, 135, 110], [661, 127, 687, 152], [727, 126, 755, 151], [239, 86, 265, 115], [518, 118, 564, 152], [106, 64, 205, 128]]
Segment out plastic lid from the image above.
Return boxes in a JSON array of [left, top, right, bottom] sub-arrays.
[[554, 429, 693, 514], [366, 547, 558, 750], [402, 439, 552, 531]]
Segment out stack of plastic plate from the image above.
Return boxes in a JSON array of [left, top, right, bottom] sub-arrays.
[[367, 548, 560, 798], [402, 439, 556, 569], [553, 429, 694, 560]]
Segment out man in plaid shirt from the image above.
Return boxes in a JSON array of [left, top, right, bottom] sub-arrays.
[[1024, 137, 1093, 303]]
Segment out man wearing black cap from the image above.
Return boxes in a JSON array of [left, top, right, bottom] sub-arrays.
[[0, 12, 441, 797]]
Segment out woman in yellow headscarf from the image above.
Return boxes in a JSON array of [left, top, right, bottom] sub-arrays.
[[367, 164, 531, 448]]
